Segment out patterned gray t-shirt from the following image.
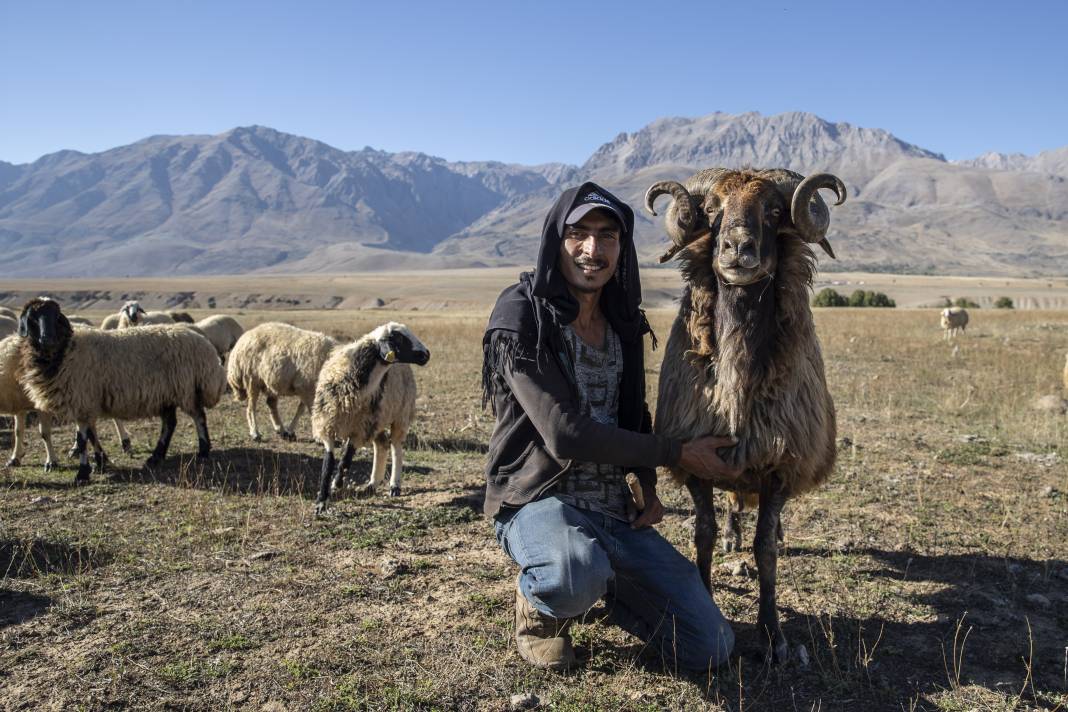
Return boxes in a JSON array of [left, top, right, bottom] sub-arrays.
[[553, 322, 631, 521]]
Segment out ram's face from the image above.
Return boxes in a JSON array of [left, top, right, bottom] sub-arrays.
[[375, 323, 430, 366], [705, 177, 787, 286], [19, 298, 71, 352]]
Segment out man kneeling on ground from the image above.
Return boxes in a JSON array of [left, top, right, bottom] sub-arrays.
[[481, 182, 741, 671]]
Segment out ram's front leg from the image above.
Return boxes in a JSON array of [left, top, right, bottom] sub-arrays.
[[754, 479, 788, 663]]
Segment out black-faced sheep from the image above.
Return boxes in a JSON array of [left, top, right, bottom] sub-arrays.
[[647, 168, 843, 662], [17, 298, 227, 483], [311, 322, 430, 514], [226, 322, 338, 441], [1, 335, 58, 470], [941, 307, 969, 339]]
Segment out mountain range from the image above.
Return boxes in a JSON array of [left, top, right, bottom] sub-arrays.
[[1, 112, 1066, 277]]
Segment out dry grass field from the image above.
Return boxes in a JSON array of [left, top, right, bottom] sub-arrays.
[[2, 301, 1067, 711]]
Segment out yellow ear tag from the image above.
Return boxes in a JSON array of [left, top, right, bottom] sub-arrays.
[[385, 350, 396, 363]]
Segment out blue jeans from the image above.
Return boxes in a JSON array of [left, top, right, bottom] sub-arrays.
[[495, 496, 734, 670]]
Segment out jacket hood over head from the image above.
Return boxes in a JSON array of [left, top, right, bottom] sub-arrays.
[[485, 181, 647, 345]]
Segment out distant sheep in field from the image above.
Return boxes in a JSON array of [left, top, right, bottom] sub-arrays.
[[17, 298, 227, 483], [187, 315, 244, 363], [311, 322, 430, 514], [0, 307, 18, 320], [0, 335, 58, 470], [227, 322, 338, 441], [117, 301, 175, 328], [168, 311, 195, 324], [941, 307, 969, 339], [101, 313, 121, 330], [68, 316, 94, 327]]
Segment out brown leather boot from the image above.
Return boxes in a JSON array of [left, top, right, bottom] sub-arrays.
[[514, 575, 575, 670]]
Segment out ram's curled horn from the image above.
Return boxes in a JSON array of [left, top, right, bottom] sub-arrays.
[[645, 168, 730, 263], [762, 169, 846, 259]]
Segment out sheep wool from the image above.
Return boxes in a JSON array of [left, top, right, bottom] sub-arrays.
[[0, 334, 57, 469], [191, 315, 244, 361], [310, 322, 430, 513], [226, 322, 338, 440], [19, 298, 226, 481]]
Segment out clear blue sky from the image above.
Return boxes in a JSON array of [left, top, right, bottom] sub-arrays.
[[2, 0, 1065, 166]]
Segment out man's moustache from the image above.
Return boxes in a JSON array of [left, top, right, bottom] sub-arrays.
[[575, 260, 607, 269]]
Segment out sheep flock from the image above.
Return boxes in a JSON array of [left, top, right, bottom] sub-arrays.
[[1, 298, 431, 514]]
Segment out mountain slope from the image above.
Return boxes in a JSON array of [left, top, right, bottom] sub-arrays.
[[2, 114, 1066, 277]]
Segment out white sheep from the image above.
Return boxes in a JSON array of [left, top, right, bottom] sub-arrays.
[[188, 315, 244, 363], [117, 301, 175, 328], [941, 307, 969, 339], [226, 322, 338, 441], [0, 334, 58, 470], [68, 316, 94, 327], [17, 298, 227, 483], [101, 313, 121, 330], [311, 322, 430, 514]]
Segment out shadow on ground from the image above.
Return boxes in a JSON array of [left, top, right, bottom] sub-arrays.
[[594, 546, 1068, 708], [0, 538, 111, 579], [0, 589, 52, 628]]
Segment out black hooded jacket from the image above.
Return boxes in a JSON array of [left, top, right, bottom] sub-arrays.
[[481, 182, 682, 518]]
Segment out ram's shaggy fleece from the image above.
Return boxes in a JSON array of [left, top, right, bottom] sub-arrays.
[[21, 325, 226, 422]]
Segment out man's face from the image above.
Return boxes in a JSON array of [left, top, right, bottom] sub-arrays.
[[557, 209, 622, 295]]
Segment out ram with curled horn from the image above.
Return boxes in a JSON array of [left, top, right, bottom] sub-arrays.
[[647, 167, 845, 663]]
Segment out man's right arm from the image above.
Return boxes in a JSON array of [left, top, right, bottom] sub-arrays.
[[499, 333, 743, 481], [501, 337, 679, 469]]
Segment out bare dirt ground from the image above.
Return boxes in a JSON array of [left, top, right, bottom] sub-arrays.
[[2, 287, 1068, 710], [3, 267, 1068, 314]]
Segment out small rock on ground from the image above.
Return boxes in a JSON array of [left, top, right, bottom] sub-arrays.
[[510, 692, 540, 710], [1032, 394, 1067, 414]]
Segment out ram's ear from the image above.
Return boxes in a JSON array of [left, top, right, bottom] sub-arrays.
[[18, 314, 30, 337]]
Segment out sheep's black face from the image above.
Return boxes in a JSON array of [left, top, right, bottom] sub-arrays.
[[19, 298, 72, 354], [707, 178, 786, 286], [376, 323, 430, 366], [122, 302, 145, 323]]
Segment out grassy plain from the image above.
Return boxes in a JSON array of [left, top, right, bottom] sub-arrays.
[[2, 296, 1068, 710]]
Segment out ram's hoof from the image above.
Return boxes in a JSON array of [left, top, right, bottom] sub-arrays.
[[43, 461, 55, 473], [355, 484, 376, 499], [250, 433, 263, 443], [68, 447, 80, 459], [144, 456, 162, 469], [196, 451, 211, 461], [314, 500, 328, 517], [721, 538, 738, 553], [330, 476, 345, 493], [5, 457, 19, 468], [280, 431, 296, 442], [75, 465, 91, 484], [121, 438, 132, 454], [388, 486, 401, 498]]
